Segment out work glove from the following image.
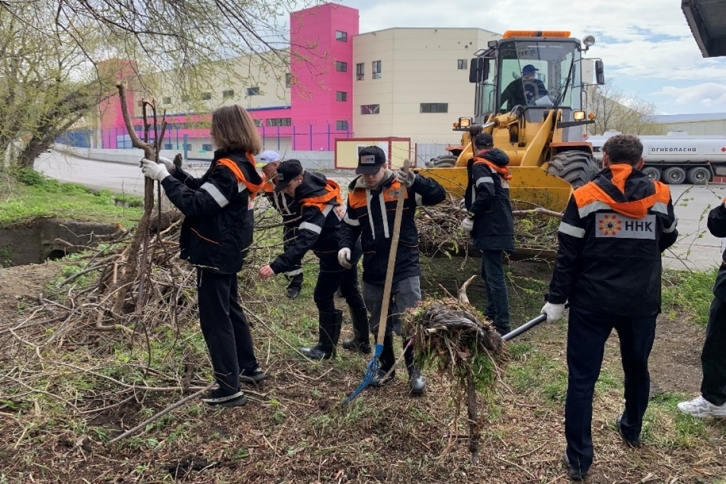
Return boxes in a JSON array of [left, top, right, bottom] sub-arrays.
[[540, 302, 565, 323], [395, 170, 416, 187], [157, 156, 176, 174], [337, 248, 352, 269], [140, 159, 171, 182], [460, 212, 475, 233]]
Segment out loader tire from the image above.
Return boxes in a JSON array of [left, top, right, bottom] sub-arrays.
[[547, 150, 599, 188], [425, 155, 458, 168]]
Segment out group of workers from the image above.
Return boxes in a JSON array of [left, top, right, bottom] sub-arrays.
[[139, 104, 726, 481]]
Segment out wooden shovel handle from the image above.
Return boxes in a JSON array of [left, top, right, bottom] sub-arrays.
[[375, 159, 411, 346]]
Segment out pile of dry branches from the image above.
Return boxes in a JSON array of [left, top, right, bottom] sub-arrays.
[[415, 197, 562, 258], [402, 276, 509, 463]]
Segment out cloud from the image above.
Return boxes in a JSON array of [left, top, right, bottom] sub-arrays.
[[341, 0, 726, 113], [652, 83, 726, 108]]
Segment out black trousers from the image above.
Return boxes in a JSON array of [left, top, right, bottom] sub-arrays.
[[702, 297, 726, 406], [312, 248, 365, 314], [565, 305, 656, 475], [197, 269, 258, 394], [282, 225, 303, 289]]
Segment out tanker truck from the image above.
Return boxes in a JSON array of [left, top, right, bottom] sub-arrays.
[[587, 130, 726, 184]]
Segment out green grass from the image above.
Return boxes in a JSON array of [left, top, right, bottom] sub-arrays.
[[0, 167, 142, 227], [662, 268, 717, 326]]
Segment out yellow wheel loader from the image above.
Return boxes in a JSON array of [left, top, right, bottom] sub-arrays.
[[417, 30, 606, 212]]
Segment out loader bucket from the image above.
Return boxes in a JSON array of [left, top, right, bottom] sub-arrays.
[[414, 166, 573, 213]]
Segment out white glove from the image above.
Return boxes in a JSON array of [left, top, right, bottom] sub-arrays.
[[141, 159, 171, 182], [157, 156, 176, 173], [540, 302, 565, 323], [395, 170, 416, 187], [460, 217, 474, 232], [337, 248, 352, 269]]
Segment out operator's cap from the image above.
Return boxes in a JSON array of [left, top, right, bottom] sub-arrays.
[[522, 64, 538, 74], [356, 146, 386, 175], [256, 150, 280, 168], [474, 133, 494, 148], [274, 159, 303, 192]]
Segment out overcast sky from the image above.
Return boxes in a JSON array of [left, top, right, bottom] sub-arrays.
[[339, 0, 726, 115]]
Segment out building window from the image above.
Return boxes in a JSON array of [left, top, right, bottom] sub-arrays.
[[253, 119, 263, 127], [266, 118, 292, 127], [201, 92, 212, 100], [285, 73, 291, 88], [336, 120, 349, 131], [420, 103, 449, 113], [336, 91, 348, 102], [457, 59, 467, 70], [164, 143, 173, 150], [335, 31, 348, 42], [202, 144, 213, 151], [356, 63, 364, 81], [181, 94, 190, 102], [163, 96, 171, 104], [372, 60, 381, 79], [246, 86, 260, 96], [336, 61, 348, 72], [222, 89, 234, 99], [361, 104, 380, 115]]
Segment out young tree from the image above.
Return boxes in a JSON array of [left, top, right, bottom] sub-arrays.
[[0, 0, 323, 169], [587, 83, 666, 136]]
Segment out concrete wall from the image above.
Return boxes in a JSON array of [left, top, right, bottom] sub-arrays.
[[53, 143, 337, 171], [0, 219, 119, 266]]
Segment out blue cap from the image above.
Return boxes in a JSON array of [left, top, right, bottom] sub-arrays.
[[522, 64, 538, 73]]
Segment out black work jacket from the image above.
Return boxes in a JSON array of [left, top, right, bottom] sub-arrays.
[[162, 148, 262, 274], [464, 148, 515, 252], [269, 171, 344, 275], [339, 171, 446, 285], [708, 202, 726, 302], [547, 165, 678, 316]]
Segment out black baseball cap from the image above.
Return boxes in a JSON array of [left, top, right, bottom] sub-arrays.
[[356, 146, 387, 175], [474, 133, 494, 148], [274, 159, 303, 192]]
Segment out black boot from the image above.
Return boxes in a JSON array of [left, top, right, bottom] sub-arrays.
[[404, 339, 425, 395], [370, 332, 395, 387], [342, 307, 371, 354], [299, 310, 342, 360]]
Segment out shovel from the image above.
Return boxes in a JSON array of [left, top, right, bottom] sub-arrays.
[[344, 159, 411, 405], [502, 302, 569, 341]]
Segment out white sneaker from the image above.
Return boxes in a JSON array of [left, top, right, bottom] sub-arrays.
[[677, 396, 726, 418]]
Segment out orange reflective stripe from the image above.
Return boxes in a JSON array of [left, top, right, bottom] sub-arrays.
[[574, 177, 671, 219], [474, 157, 512, 180], [218, 157, 262, 199], [349, 189, 367, 209], [300, 180, 339, 211]]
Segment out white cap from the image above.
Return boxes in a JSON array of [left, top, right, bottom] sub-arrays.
[[258, 150, 280, 163]]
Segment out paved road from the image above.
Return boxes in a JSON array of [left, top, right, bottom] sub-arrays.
[[34, 150, 725, 271]]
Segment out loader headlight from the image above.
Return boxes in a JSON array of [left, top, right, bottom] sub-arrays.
[[573, 111, 586, 121], [458, 117, 472, 128], [583, 35, 596, 48]]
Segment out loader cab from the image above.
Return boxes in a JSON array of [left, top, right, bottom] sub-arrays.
[[470, 31, 594, 130]]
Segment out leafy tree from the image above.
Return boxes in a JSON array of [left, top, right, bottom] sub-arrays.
[[0, 0, 321, 169], [587, 82, 666, 136]]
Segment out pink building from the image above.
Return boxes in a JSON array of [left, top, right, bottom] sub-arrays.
[[97, 3, 359, 154]]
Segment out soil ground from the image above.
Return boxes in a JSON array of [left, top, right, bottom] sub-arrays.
[[0, 258, 723, 483]]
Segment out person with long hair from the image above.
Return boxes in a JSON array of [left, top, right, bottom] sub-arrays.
[[141, 105, 267, 407]]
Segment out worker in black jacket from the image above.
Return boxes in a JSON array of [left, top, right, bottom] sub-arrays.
[[338, 146, 446, 395], [540, 135, 678, 481], [678, 201, 726, 418], [258, 150, 304, 299], [140, 105, 267, 408], [461, 132, 514, 336], [259, 160, 369, 359]]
